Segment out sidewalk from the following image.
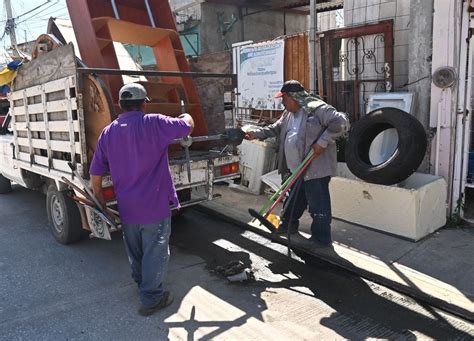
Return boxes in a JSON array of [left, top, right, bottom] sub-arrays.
[[198, 185, 474, 322]]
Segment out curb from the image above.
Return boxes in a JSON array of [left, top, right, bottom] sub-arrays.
[[195, 204, 474, 322]]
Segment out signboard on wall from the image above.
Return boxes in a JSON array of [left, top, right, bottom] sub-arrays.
[[237, 40, 285, 110]]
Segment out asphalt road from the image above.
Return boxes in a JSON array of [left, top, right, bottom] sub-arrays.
[[1, 185, 473, 340]]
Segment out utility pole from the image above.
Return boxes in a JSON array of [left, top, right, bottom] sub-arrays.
[[5, 0, 18, 49], [309, 0, 318, 95]]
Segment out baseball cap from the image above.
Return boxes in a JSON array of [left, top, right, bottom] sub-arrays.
[[274, 80, 305, 98], [119, 83, 149, 101]]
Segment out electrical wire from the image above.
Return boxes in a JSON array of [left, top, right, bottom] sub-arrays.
[[0, 1, 66, 43], [15, 1, 61, 25], [15, 4, 66, 42], [0, 0, 55, 24], [397, 75, 430, 89], [14, 0, 33, 43], [20, 5, 67, 21], [15, 0, 52, 20]]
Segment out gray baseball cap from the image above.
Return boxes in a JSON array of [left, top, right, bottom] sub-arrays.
[[119, 83, 149, 101]]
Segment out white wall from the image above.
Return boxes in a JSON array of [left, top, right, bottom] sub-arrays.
[[318, 9, 344, 31]]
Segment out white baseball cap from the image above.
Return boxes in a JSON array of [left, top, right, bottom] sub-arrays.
[[119, 83, 150, 102]]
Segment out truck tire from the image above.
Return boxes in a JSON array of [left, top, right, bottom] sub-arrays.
[[46, 184, 82, 244], [345, 107, 427, 185], [0, 174, 12, 194]]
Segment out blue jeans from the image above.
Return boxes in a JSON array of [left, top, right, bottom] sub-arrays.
[[122, 217, 171, 308], [280, 176, 332, 245]]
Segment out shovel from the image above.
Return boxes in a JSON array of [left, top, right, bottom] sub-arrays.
[[173, 127, 245, 146]]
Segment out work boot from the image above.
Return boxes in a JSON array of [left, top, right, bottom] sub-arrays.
[[138, 291, 174, 316], [274, 224, 298, 235], [308, 237, 332, 249]]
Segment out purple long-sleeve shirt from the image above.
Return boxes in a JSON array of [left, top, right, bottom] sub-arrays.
[[90, 111, 191, 224]]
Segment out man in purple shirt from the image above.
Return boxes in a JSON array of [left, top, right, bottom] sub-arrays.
[[90, 83, 194, 316]]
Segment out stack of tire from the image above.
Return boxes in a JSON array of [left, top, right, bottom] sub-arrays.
[[345, 107, 427, 185]]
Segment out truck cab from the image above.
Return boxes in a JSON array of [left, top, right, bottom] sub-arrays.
[[0, 108, 28, 191]]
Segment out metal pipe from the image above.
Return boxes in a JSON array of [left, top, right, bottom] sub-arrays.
[[452, 0, 470, 212], [144, 0, 156, 27], [172, 134, 226, 145], [232, 43, 239, 126], [111, 0, 120, 19], [460, 10, 474, 212], [435, 92, 444, 175], [309, 0, 318, 94], [238, 7, 245, 41], [77, 67, 236, 80], [453, 114, 464, 198], [456, 1, 469, 113], [180, 100, 192, 183], [231, 41, 253, 126]]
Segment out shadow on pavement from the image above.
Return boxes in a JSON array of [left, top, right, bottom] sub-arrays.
[[163, 210, 473, 339]]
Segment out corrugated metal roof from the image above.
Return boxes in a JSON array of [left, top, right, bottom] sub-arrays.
[[317, 0, 344, 11], [205, 0, 343, 12]]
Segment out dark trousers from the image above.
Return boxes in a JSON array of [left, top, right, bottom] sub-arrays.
[[280, 176, 332, 245], [122, 217, 171, 308]]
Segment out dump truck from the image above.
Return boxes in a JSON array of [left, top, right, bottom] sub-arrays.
[[0, 1, 241, 244]]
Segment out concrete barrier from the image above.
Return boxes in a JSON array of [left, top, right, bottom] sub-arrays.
[[331, 163, 447, 241]]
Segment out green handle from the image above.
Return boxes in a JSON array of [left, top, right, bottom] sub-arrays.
[[258, 148, 315, 215]]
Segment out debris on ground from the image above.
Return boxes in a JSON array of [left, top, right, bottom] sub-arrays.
[[214, 260, 256, 282]]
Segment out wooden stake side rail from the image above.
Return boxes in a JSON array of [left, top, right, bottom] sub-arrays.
[[15, 121, 80, 133], [10, 75, 85, 175], [11, 99, 78, 117]]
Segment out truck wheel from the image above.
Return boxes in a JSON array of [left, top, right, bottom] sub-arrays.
[[46, 184, 82, 244], [0, 174, 12, 194]]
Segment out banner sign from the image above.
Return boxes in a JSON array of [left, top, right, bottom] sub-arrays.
[[238, 40, 285, 110]]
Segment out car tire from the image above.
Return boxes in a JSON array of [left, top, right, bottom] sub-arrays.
[[345, 107, 427, 185], [0, 174, 12, 194], [46, 184, 82, 244]]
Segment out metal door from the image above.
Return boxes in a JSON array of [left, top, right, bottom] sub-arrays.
[[322, 20, 394, 121]]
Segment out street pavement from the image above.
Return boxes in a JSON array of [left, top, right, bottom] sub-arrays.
[[1, 185, 473, 339], [200, 185, 474, 322]]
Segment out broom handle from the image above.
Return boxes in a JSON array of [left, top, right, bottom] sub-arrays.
[[259, 148, 316, 215], [257, 126, 326, 216], [264, 152, 316, 216]]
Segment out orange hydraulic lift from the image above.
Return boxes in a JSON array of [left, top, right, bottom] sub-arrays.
[[65, 0, 208, 137]]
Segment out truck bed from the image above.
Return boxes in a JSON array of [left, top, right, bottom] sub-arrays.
[[5, 43, 240, 240]]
